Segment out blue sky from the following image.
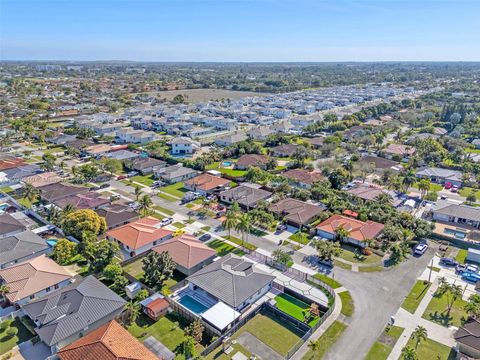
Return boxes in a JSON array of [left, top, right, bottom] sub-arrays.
[[1, 0, 479, 61]]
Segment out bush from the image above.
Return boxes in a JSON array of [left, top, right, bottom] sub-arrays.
[[6, 327, 18, 338], [0, 319, 12, 332], [362, 248, 373, 256]]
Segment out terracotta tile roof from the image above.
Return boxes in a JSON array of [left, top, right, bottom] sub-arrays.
[[0, 254, 72, 303], [0, 155, 25, 171], [236, 154, 269, 168], [22, 172, 62, 188], [106, 216, 173, 250], [145, 297, 169, 314], [152, 234, 216, 269], [346, 184, 384, 201], [384, 144, 416, 156], [316, 214, 384, 242], [85, 144, 112, 154], [282, 169, 324, 185], [184, 173, 230, 192], [57, 320, 157, 360]]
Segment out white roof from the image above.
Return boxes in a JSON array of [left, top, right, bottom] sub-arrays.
[[201, 301, 240, 330]]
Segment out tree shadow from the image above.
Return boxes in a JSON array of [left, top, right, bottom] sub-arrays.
[[425, 310, 453, 327]]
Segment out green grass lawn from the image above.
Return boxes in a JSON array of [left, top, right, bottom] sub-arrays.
[[338, 291, 354, 317], [455, 249, 468, 264], [358, 264, 385, 272], [208, 239, 246, 256], [17, 197, 34, 208], [405, 336, 455, 360], [365, 325, 404, 360], [274, 293, 320, 327], [224, 235, 257, 251], [153, 205, 175, 216], [303, 321, 347, 360], [289, 232, 310, 245], [333, 259, 352, 271], [0, 186, 14, 194], [313, 273, 342, 289], [413, 182, 443, 192], [465, 148, 480, 154], [160, 182, 187, 198], [130, 174, 155, 186], [0, 318, 35, 355], [401, 280, 431, 314], [157, 193, 178, 202], [172, 222, 186, 229], [459, 187, 480, 199], [128, 313, 201, 357], [123, 256, 145, 280], [337, 244, 382, 264], [422, 289, 468, 327]]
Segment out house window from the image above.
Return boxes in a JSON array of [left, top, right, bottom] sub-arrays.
[[46, 287, 51, 292], [30, 295, 35, 300], [54, 284, 59, 290]]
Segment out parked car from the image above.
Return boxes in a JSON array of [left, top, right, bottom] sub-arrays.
[[440, 258, 458, 267], [462, 272, 480, 283], [199, 233, 211, 242], [467, 264, 479, 273], [414, 243, 428, 255], [160, 217, 173, 226], [117, 175, 127, 180], [110, 194, 120, 201], [99, 183, 110, 189], [451, 186, 458, 193], [127, 171, 138, 177], [444, 182, 453, 189], [277, 224, 287, 232]]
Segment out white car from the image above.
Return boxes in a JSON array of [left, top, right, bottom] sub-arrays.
[[160, 217, 174, 226], [414, 243, 428, 255], [466, 264, 479, 273]]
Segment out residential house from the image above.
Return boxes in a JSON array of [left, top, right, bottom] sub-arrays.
[[383, 144, 416, 161], [0, 154, 26, 171], [358, 155, 403, 173], [308, 137, 325, 149], [83, 144, 112, 158], [432, 202, 480, 229], [38, 183, 89, 203], [0, 254, 73, 306], [346, 183, 386, 202], [185, 253, 274, 318], [247, 126, 274, 141], [0, 230, 50, 269], [219, 184, 272, 209], [416, 167, 464, 187], [140, 294, 171, 323], [455, 318, 480, 359], [184, 173, 231, 196], [269, 198, 325, 228], [105, 150, 140, 162], [169, 137, 200, 155], [152, 234, 217, 275], [116, 128, 157, 144], [106, 216, 173, 257], [126, 157, 166, 175], [23, 172, 62, 188], [53, 192, 110, 210], [95, 204, 140, 230], [282, 169, 324, 189], [23, 275, 126, 352], [155, 164, 199, 184], [214, 133, 247, 147], [316, 214, 384, 248], [0, 164, 43, 185], [57, 320, 158, 360], [235, 154, 269, 170], [0, 212, 27, 239], [270, 144, 298, 158]]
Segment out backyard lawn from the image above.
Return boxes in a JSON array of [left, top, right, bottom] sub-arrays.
[[274, 293, 320, 327], [303, 321, 347, 360], [455, 249, 468, 264], [313, 273, 342, 289], [128, 313, 202, 357], [405, 336, 455, 359], [207, 239, 246, 256], [337, 244, 382, 264], [365, 325, 404, 360], [130, 174, 155, 186], [401, 280, 431, 314], [160, 182, 187, 198], [338, 291, 354, 317], [123, 258, 184, 291], [0, 318, 35, 355], [422, 290, 468, 327]]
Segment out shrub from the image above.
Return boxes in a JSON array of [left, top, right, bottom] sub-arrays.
[[6, 327, 18, 338], [0, 319, 12, 332]]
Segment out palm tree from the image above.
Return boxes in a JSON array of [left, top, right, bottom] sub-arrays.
[[235, 213, 250, 245], [134, 185, 142, 201], [223, 211, 239, 238], [448, 284, 463, 313], [23, 183, 39, 203], [464, 300, 480, 319], [412, 325, 427, 349], [124, 301, 140, 325], [402, 170, 417, 193], [62, 204, 76, 217], [376, 193, 393, 206], [401, 346, 418, 360], [466, 190, 477, 205], [138, 194, 153, 216], [334, 225, 351, 243], [417, 179, 431, 199], [0, 284, 10, 299]]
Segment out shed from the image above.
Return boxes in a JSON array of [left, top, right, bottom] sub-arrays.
[[467, 248, 480, 264]]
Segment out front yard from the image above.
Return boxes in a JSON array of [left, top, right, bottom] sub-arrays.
[[401, 280, 431, 314], [303, 320, 347, 360], [0, 318, 35, 355], [405, 336, 455, 359], [422, 289, 468, 327], [207, 239, 246, 256], [365, 325, 404, 360], [160, 182, 187, 198], [289, 232, 310, 245], [337, 244, 383, 264], [130, 174, 155, 186]]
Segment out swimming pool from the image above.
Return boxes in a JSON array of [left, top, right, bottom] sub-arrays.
[[46, 239, 58, 247], [178, 295, 209, 314], [444, 228, 467, 239], [222, 161, 232, 167]]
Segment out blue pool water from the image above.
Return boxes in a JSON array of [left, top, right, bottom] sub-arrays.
[[46, 239, 58, 247], [444, 228, 467, 239], [178, 295, 209, 314], [222, 161, 232, 167]]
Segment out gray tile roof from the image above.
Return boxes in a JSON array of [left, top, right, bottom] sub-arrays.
[[0, 230, 49, 266], [416, 167, 463, 182], [22, 275, 126, 347], [0, 213, 27, 237], [433, 203, 480, 221], [186, 254, 274, 308], [219, 185, 272, 207]]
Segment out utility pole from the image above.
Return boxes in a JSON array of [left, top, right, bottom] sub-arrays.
[[428, 258, 434, 283]]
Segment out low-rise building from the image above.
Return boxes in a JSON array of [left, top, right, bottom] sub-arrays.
[[95, 204, 140, 230], [219, 185, 272, 209], [235, 154, 269, 170], [432, 202, 480, 229], [0, 230, 50, 269], [282, 169, 324, 189], [126, 157, 167, 175], [454, 318, 480, 359], [169, 137, 200, 155], [154, 164, 199, 184], [416, 167, 464, 187], [270, 198, 325, 228], [184, 173, 231, 195]]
